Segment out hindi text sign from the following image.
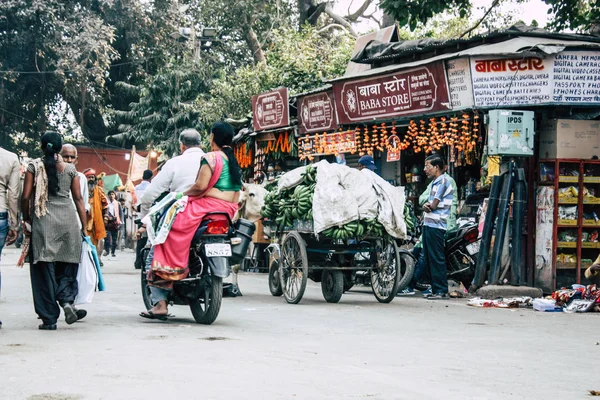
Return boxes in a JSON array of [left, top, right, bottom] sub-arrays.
[[252, 88, 290, 131], [298, 90, 338, 134], [334, 63, 451, 124]]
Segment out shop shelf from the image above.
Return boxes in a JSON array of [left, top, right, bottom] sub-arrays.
[[583, 177, 600, 183], [556, 262, 577, 270], [582, 242, 600, 249], [558, 198, 578, 204], [558, 176, 579, 183], [582, 220, 600, 227], [557, 241, 577, 248], [583, 197, 600, 204], [557, 219, 578, 226]]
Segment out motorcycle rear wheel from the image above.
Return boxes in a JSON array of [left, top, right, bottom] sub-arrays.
[[189, 276, 223, 325]]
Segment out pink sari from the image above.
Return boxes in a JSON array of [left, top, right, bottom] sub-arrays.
[[150, 153, 238, 287]]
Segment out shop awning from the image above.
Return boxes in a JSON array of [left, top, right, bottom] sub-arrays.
[[329, 36, 600, 82]]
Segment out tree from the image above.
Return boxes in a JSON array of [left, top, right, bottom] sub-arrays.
[[198, 25, 354, 124], [380, 0, 600, 33]]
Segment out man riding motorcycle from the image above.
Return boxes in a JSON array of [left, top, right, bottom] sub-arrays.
[[135, 129, 205, 306]]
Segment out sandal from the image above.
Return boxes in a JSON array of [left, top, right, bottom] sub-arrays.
[[139, 311, 172, 321]]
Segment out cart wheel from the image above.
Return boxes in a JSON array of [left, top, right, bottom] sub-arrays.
[[396, 250, 416, 292], [321, 270, 344, 303], [279, 231, 308, 304], [268, 259, 283, 297], [371, 237, 402, 303]]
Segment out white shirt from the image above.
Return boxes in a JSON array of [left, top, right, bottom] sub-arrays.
[[140, 147, 205, 218], [77, 171, 90, 212], [135, 180, 151, 206]]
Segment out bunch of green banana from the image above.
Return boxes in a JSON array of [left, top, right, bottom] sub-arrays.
[[404, 204, 415, 233], [363, 218, 386, 237], [321, 220, 364, 240], [301, 165, 317, 185], [260, 191, 281, 219]]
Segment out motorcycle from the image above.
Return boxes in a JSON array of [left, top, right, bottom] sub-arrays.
[[445, 220, 480, 289], [140, 212, 254, 324]]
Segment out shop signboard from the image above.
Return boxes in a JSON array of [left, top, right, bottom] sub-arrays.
[[470, 51, 600, 107], [298, 90, 338, 134], [333, 63, 451, 124], [445, 58, 474, 109], [252, 88, 290, 131]]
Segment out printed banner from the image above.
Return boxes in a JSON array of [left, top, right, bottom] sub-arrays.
[[129, 152, 149, 182], [333, 62, 451, 124]]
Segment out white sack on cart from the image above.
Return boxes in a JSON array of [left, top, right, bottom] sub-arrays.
[[278, 164, 314, 191], [312, 162, 360, 233], [311, 162, 406, 239]]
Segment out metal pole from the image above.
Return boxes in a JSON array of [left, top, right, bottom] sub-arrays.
[[489, 160, 516, 285], [472, 174, 504, 289], [510, 167, 526, 286]]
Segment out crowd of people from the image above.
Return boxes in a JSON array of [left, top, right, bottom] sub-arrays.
[[0, 122, 241, 329]]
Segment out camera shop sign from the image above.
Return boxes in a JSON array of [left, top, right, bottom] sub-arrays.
[[298, 90, 338, 134], [252, 87, 290, 131], [333, 63, 451, 124]]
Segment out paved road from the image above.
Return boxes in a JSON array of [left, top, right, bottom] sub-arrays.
[[0, 246, 598, 400]]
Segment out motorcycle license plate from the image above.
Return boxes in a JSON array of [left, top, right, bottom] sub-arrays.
[[466, 241, 480, 255], [205, 243, 232, 257]]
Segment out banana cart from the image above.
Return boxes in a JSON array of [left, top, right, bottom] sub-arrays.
[[266, 219, 415, 304]]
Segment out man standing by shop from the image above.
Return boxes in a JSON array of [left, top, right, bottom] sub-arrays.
[[421, 154, 454, 300], [134, 129, 204, 269], [83, 168, 108, 266], [0, 146, 20, 328]]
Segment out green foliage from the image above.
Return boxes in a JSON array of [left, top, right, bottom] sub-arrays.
[[199, 26, 354, 123], [112, 62, 211, 157], [381, 0, 600, 33], [543, 0, 599, 32]]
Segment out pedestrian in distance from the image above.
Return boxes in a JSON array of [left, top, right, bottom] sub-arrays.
[[83, 168, 108, 266], [0, 145, 21, 329], [103, 190, 121, 257], [421, 154, 454, 300], [21, 132, 88, 330]]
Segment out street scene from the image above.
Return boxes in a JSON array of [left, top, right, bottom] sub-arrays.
[[1, 0, 600, 399], [1, 247, 599, 400]]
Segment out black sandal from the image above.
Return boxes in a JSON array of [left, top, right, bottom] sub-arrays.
[[39, 324, 57, 330], [139, 311, 172, 321]]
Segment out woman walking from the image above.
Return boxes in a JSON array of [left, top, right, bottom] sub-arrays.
[[103, 190, 121, 257], [21, 132, 88, 330]]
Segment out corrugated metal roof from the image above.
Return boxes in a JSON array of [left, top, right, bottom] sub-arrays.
[[328, 36, 600, 82], [291, 84, 332, 98]]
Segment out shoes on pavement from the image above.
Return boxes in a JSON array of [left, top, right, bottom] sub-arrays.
[[415, 283, 431, 292], [103, 251, 109, 257], [111, 253, 116, 257], [39, 323, 57, 330], [420, 287, 432, 296], [62, 303, 78, 325], [74, 308, 87, 321], [397, 288, 415, 296], [99, 261, 104, 267], [426, 293, 449, 300]]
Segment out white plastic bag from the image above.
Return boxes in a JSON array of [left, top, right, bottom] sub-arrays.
[[75, 239, 99, 305]]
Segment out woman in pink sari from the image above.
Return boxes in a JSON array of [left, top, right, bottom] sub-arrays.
[[140, 122, 242, 319]]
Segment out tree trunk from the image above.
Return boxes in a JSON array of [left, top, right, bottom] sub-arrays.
[[243, 25, 266, 65], [65, 96, 109, 142]]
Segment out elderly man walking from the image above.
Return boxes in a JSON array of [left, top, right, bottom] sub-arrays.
[[60, 144, 90, 218], [0, 146, 20, 328], [83, 168, 108, 266]]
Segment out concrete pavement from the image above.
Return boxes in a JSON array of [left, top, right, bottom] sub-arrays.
[[0, 246, 598, 400]]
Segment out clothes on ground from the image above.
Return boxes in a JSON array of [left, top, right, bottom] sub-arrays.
[[27, 162, 82, 264], [423, 174, 454, 231], [0, 147, 20, 230]]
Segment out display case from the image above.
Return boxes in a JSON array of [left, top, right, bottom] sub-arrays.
[[538, 159, 600, 289]]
